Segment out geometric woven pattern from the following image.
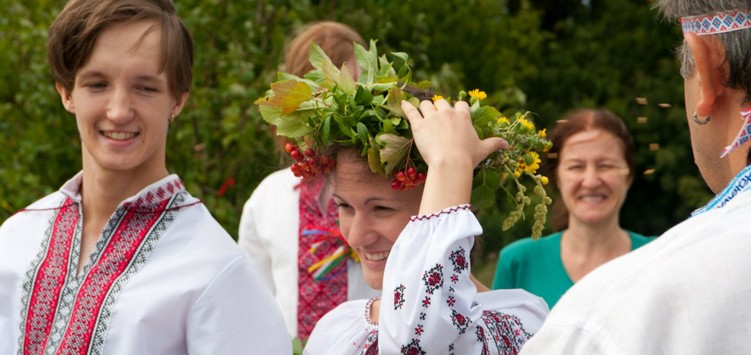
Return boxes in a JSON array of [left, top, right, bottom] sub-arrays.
[[681, 10, 751, 35], [296, 176, 347, 340], [17, 177, 185, 355]]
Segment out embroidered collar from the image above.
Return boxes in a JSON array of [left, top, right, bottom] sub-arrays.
[[681, 10, 751, 35], [692, 164, 751, 216], [59, 172, 188, 210]]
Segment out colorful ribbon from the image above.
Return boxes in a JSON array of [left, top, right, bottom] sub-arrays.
[[302, 226, 359, 281], [681, 10, 751, 35], [720, 110, 751, 158]]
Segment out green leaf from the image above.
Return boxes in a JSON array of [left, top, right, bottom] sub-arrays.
[[276, 111, 314, 138], [355, 40, 379, 84], [367, 144, 385, 176], [376, 133, 412, 174], [354, 86, 373, 105], [356, 122, 368, 145], [471, 185, 496, 210], [471, 106, 501, 139], [254, 80, 312, 115]]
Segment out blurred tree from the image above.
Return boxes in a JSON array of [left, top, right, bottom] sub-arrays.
[[0, 0, 709, 272]]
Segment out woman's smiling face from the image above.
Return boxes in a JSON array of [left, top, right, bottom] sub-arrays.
[[332, 149, 422, 290], [556, 129, 632, 227]]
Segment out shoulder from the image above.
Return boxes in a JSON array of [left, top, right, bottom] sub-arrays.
[[253, 168, 300, 195], [1, 191, 67, 229], [242, 169, 300, 212], [306, 298, 377, 354]]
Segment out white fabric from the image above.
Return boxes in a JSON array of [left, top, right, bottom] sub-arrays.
[[305, 206, 549, 354], [521, 187, 751, 354], [0, 173, 291, 355], [238, 168, 378, 337]]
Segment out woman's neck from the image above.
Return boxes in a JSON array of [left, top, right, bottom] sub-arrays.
[[560, 219, 631, 282]]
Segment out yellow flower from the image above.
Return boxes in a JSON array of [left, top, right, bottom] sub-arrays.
[[432, 95, 444, 102], [496, 116, 509, 124], [523, 152, 541, 174], [468, 89, 487, 101], [538, 128, 546, 138], [540, 176, 549, 185], [517, 117, 534, 131]]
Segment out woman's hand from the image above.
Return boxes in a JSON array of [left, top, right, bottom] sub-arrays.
[[401, 99, 506, 169], [401, 99, 507, 214]]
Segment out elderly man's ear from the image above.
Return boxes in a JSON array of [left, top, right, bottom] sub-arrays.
[[684, 33, 727, 118]]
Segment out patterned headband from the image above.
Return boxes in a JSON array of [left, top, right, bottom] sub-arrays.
[[681, 10, 751, 35]]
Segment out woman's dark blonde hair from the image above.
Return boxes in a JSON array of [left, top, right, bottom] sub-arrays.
[[283, 21, 365, 77], [47, 0, 193, 101]]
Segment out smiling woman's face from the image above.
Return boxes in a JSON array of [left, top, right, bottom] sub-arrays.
[[556, 129, 632, 227], [332, 149, 422, 290]]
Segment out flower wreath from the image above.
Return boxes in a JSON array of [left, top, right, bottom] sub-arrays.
[[255, 40, 552, 238]]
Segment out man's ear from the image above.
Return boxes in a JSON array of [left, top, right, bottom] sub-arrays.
[[684, 33, 727, 117], [55, 82, 75, 113], [170, 91, 190, 118]]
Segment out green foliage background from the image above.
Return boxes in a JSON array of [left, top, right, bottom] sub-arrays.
[[0, 0, 712, 274]]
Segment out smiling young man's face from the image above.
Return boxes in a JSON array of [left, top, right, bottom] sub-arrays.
[[332, 149, 423, 290], [57, 20, 187, 179]]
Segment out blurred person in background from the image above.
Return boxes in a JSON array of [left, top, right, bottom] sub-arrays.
[[492, 108, 653, 308]]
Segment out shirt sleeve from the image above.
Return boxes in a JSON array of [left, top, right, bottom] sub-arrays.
[[237, 194, 275, 293], [186, 255, 292, 354], [379, 205, 547, 354]]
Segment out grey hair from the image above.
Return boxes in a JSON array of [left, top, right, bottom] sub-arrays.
[[657, 0, 751, 101]]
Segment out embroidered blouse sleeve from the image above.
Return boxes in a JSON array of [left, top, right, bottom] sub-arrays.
[[379, 204, 547, 354]]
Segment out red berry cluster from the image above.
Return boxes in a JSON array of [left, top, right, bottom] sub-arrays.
[[391, 167, 427, 190], [286, 143, 335, 178]]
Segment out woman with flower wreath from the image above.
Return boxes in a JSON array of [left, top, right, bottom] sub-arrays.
[[257, 41, 549, 354], [238, 21, 378, 342]]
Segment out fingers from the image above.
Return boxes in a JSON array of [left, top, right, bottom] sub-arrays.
[[478, 137, 509, 161], [401, 100, 422, 125], [454, 100, 469, 112], [419, 100, 437, 116]]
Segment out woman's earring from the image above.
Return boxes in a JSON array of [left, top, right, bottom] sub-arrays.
[[169, 114, 175, 123], [693, 112, 710, 125]]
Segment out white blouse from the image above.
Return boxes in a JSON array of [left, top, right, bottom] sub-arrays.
[[305, 205, 548, 354]]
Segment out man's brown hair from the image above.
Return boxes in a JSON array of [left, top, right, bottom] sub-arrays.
[[47, 0, 193, 101]]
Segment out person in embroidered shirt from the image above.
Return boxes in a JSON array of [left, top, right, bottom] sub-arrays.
[[0, 0, 290, 354], [492, 108, 654, 308], [301, 98, 549, 354], [520, 1, 751, 353], [238, 21, 379, 342]]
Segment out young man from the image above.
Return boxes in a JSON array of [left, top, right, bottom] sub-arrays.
[[0, 0, 290, 353], [521, 0, 751, 353]]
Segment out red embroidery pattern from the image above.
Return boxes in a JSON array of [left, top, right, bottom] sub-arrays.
[[394, 284, 406, 310], [57, 199, 169, 352], [297, 176, 347, 340], [23, 199, 78, 355], [450, 309, 471, 334], [421, 264, 444, 294], [409, 204, 471, 222], [481, 310, 532, 353], [19, 177, 185, 355], [401, 338, 426, 355], [449, 247, 468, 273]]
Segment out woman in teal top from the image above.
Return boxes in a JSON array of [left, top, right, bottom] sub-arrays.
[[492, 109, 654, 308]]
